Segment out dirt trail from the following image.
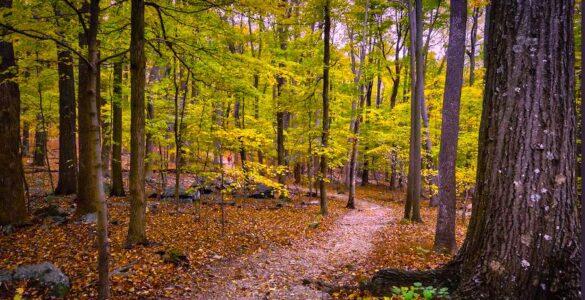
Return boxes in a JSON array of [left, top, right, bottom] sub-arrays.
[[192, 195, 392, 299]]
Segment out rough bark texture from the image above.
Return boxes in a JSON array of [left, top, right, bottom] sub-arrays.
[[372, 1, 581, 298], [434, 0, 467, 254], [0, 0, 26, 226], [581, 1, 585, 297], [404, 0, 422, 222], [319, 0, 330, 216], [455, 1, 580, 297], [55, 48, 78, 195], [110, 60, 125, 197], [126, 0, 147, 247]]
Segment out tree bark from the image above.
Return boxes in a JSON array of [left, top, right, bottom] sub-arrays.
[[110, 60, 125, 197], [126, 0, 147, 247], [0, 0, 26, 226], [468, 7, 479, 86], [372, 1, 581, 298], [404, 0, 423, 222], [55, 48, 78, 195], [319, 0, 331, 216], [76, 1, 97, 215], [433, 0, 467, 254]]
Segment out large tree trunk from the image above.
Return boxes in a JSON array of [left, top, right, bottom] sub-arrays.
[[110, 60, 125, 197], [372, 1, 580, 298], [76, 2, 97, 215], [0, 0, 26, 226], [126, 0, 147, 247], [433, 0, 467, 254], [55, 49, 78, 195], [404, 0, 423, 222]]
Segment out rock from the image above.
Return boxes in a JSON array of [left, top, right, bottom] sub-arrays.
[[0, 225, 15, 235], [191, 177, 214, 194], [160, 187, 200, 202], [78, 213, 97, 224], [34, 204, 67, 218], [0, 270, 12, 283], [12, 262, 70, 298], [249, 183, 274, 199]]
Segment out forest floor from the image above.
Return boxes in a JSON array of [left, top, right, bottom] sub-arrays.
[[191, 192, 390, 299], [2, 146, 467, 299]]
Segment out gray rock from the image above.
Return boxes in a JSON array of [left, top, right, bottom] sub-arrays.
[[0, 225, 15, 235], [0, 270, 12, 283], [12, 262, 70, 298], [78, 213, 97, 224], [160, 187, 200, 202]]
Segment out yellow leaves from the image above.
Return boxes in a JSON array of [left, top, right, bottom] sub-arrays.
[[13, 287, 24, 300]]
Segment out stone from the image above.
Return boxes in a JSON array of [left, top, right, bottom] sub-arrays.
[[249, 183, 274, 199], [78, 213, 97, 224], [0, 225, 15, 235], [12, 262, 70, 298]]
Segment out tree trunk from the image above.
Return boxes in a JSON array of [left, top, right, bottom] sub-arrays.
[[22, 119, 30, 157], [33, 113, 47, 167], [145, 66, 160, 179], [76, 3, 98, 215], [110, 60, 125, 197], [0, 0, 26, 226], [433, 0, 467, 254], [372, 1, 580, 298], [55, 48, 78, 195], [404, 0, 423, 222], [126, 0, 147, 247], [319, 0, 331, 216], [468, 7, 479, 86]]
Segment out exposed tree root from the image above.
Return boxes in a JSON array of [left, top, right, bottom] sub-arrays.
[[365, 262, 460, 296]]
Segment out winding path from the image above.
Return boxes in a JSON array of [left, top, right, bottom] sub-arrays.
[[192, 196, 392, 299]]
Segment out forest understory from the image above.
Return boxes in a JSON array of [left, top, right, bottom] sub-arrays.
[[0, 147, 466, 299]]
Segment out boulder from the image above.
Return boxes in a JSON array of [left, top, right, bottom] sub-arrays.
[[157, 187, 201, 202], [11, 262, 70, 298], [78, 213, 97, 224], [249, 183, 274, 199], [191, 177, 214, 194]]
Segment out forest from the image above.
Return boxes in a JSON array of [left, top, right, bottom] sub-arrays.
[[0, 0, 582, 299]]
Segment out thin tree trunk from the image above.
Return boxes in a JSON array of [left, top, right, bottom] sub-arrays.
[[55, 48, 78, 195], [110, 60, 125, 197], [33, 113, 47, 167], [319, 0, 331, 215], [347, 0, 370, 209], [22, 118, 29, 157], [468, 7, 479, 86], [0, 0, 26, 226], [126, 0, 147, 247], [145, 66, 160, 179], [433, 0, 467, 254]]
